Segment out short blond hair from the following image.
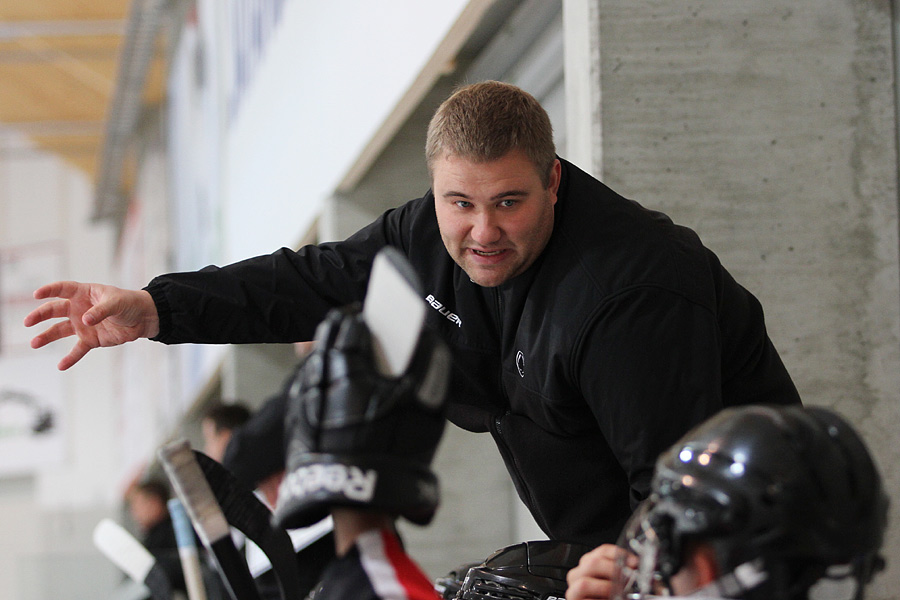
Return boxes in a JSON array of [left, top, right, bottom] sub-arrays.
[[425, 81, 556, 187]]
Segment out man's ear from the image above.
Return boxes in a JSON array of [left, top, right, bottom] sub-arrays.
[[548, 159, 561, 197], [544, 159, 562, 210]]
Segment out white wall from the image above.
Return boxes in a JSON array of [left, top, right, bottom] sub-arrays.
[[163, 0, 486, 405], [222, 0, 472, 262], [0, 137, 122, 598]]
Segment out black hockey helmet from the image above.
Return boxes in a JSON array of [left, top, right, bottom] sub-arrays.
[[454, 540, 590, 600], [612, 405, 888, 600], [434, 562, 479, 599]]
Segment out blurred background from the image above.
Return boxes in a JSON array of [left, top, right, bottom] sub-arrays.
[[0, 0, 898, 598]]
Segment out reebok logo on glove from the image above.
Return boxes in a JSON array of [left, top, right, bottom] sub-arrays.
[[281, 463, 378, 503]]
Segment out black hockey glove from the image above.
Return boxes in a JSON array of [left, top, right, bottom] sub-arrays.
[[272, 307, 451, 530]]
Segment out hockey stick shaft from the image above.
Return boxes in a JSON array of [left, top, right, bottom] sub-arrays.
[[168, 498, 209, 600], [192, 450, 307, 599], [159, 440, 261, 600]]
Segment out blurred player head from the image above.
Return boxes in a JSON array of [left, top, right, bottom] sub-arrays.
[[201, 402, 251, 462]]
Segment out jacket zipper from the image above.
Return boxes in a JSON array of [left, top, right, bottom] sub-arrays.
[[491, 411, 549, 535], [490, 288, 547, 531], [492, 287, 503, 337]]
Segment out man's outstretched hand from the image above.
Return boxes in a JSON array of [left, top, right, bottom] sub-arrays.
[[24, 281, 160, 370]]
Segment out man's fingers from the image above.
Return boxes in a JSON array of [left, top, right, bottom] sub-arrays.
[[565, 544, 623, 600], [23, 299, 71, 327], [58, 340, 91, 371], [566, 575, 613, 600], [32, 280, 81, 301], [30, 320, 75, 349], [82, 304, 110, 327], [570, 544, 619, 579]]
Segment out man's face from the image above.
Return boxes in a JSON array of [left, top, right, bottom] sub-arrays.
[[128, 491, 165, 532], [432, 150, 560, 287], [201, 418, 230, 463]]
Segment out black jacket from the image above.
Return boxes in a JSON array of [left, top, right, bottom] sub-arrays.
[[147, 159, 800, 546]]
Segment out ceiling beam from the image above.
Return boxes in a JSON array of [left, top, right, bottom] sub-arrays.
[[0, 20, 126, 40], [92, 0, 167, 222], [1, 120, 105, 135]]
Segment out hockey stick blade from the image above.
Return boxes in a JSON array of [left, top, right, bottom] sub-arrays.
[[92, 518, 174, 600], [363, 246, 427, 377], [159, 440, 261, 600]]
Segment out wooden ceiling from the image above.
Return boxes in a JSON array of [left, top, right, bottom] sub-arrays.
[[0, 0, 165, 180]]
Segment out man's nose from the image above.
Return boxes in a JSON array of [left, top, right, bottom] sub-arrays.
[[470, 212, 501, 245]]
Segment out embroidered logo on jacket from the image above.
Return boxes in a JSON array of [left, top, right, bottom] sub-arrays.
[[516, 351, 525, 377], [425, 294, 462, 328]]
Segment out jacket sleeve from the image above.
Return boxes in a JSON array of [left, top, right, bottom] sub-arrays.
[[145, 202, 418, 345]]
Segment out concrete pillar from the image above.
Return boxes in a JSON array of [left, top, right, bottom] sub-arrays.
[[563, 0, 603, 176], [587, 0, 899, 592]]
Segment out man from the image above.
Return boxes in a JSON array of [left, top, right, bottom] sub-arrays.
[[126, 479, 177, 554], [201, 402, 251, 463], [219, 388, 289, 508], [271, 306, 885, 600], [220, 343, 314, 508], [25, 81, 800, 546], [566, 404, 888, 600], [124, 479, 186, 596]]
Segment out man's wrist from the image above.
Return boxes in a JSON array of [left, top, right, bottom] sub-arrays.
[[137, 290, 161, 338], [330, 508, 395, 556], [141, 281, 167, 340]]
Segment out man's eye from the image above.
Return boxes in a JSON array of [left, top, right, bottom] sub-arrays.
[[454, 200, 472, 208], [499, 199, 517, 207]]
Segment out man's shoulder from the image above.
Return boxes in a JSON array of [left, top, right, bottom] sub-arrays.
[[384, 192, 439, 234], [558, 163, 702, 248], [558, 158, 678, 235], [553, 160, 719, 300]]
